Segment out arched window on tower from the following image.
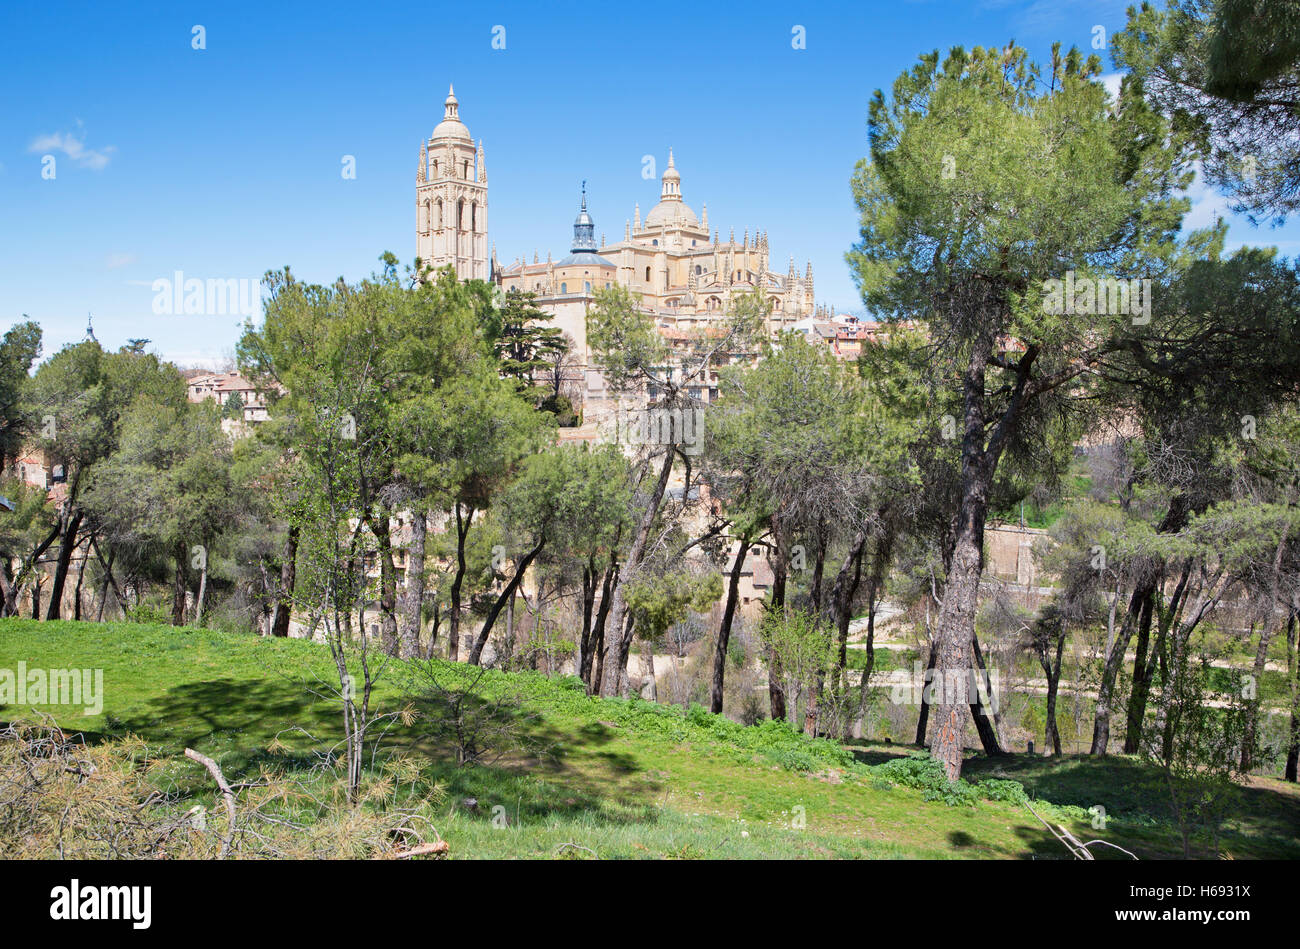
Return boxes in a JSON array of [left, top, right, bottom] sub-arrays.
[[432, 159, 439, 177], [435, 199, 443, 229], [457, 199, 465, 229], [645, 266, 651, 282], [471, 202, 477, 232], [694, 265, 701, 275], [560, 282, 567, 294]]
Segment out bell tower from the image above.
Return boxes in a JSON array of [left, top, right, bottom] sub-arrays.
[[416, 85, 488, 280]]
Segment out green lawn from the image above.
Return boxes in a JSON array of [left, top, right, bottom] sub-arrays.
[[2, 619, 1297, 859]]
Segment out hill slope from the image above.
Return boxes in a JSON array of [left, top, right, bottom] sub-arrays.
[[2, 619, 1297, 859]]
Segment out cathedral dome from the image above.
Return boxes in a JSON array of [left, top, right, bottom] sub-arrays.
[[432, 85, 472, 141], [644, 149, 699, 229], [645, 199, 699, 229]]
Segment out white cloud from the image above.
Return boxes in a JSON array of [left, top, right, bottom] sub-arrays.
[[27, 129, 116, 170], [1182, 163, 1231, 232], [105, 253, 136, 270], [1099, 72, 1123, 102]]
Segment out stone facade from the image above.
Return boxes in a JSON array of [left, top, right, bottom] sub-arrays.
[[415, 86, 489, 281], [496, 149, 818, 333]]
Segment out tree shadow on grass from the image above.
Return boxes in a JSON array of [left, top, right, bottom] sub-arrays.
[[397, 690, 663, 827], [967, 752, 1300, 858], [59, 672, 667, 831]]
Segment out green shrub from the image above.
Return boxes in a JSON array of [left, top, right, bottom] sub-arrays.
[[977, 778, 1029, 805], [870, 752, 978, 807]]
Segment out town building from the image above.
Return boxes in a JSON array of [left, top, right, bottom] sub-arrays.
[[184, 369, 272, 426]]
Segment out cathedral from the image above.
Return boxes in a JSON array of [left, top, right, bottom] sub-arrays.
[[416, 87, 825, 406]]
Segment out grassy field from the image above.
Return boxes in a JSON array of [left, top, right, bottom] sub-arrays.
[[2, 619, 1297, 859]]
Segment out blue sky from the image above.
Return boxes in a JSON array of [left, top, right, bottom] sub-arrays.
[[3, 0, 1295, 367]]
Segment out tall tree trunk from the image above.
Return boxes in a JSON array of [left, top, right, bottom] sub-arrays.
[[915, 641, 938, 745], [589, 560, 617, 694], [401, 511, 427, 659], [1126, 561, 1191, 754], [72, 537, 88, 621], [0, 565, 14, 622], [578, 562, 596, 684], [928, 330, 1012, 780], [1285, 607, 1298, 783], [1090, 584, 1147, 754], [854, 537, 891, 737], [835, 540, 868, 740], [271, 525, 299, 637], [447, 501, 474, 662], [366, 513, 400, 656], [1038, 627, 1065, 755], [1094, 496, 1189, 754], [929, 495, 990, 778], [1242, 525, 1291, 772], [424, 602, 443, 659], [639, 641, 657, 701], [805, 526, 869, 737], [172, 545, 187, 626], [765, 520, 789, 722], [195, 554, 209, 627], [1241, 620, 1275, 773], [90, 536, 122, 622], [5, 522, 60, 617], [1121, 584, 1159, 753], [45, 508, 82, 620], [600, 448, 675, 697], [808, 525, 827, 617], [467, 539, 545, 665], [710, 534, 751, 715], [1158, 572, 1221, 764], [969, 631, 1004, 755]]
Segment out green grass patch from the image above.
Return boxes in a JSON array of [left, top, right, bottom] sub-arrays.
[[2, 619, 1297, 859]]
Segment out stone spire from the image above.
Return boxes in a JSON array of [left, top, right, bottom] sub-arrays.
[[634, 202, 641, 231], [476, 140, 486, 182], [418, 142, 427, 183], [571, 184, 598, 252], [702, 202, 708, 230], [660, 148, 681, 202]]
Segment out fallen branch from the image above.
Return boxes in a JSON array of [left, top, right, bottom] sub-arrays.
[[185, 748, 237, 859], [1024, 801, 1138, 861], [393, 840, 449, 859], [555, 842, 598, 859]]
